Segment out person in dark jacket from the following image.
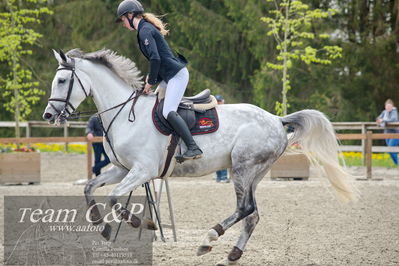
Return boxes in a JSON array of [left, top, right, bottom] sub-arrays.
[[215, 95, 229, 183], [86, 115, 110, 176], [115, 0, 202, 161]]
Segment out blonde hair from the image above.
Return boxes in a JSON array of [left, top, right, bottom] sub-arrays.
[[385, 99, 394, 105], [141, 13, 169, 36]]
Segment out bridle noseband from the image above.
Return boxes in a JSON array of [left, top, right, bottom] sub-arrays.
[[48, 59, 90, 119]]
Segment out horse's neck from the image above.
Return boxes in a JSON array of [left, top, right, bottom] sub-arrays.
[[86, 65, 132, 109], [81, 61, 153, 132], [84, 63, 137, 123]]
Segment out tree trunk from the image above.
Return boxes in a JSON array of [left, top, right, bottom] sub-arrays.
[[12, 56, 20, 139], [10, 3, 20, 138], [282, 0, 289, 116]]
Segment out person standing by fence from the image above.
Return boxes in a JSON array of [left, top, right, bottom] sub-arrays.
[[376, 99, 399, 166], [215, 95, 229, 183], [86, 115, 110, 176]]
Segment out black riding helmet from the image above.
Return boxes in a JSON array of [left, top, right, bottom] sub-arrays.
[[115, 0, 144, 23]]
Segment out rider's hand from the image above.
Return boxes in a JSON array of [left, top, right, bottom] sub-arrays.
[[143, 83, 153, 94]]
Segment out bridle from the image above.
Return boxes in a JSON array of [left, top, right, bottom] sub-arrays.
[[47, 57, 143, 170], [48, 59, 90, 120], [48, 58, 142, 121]]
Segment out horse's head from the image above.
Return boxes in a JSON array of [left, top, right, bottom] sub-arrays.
[[43, 49, 91, 125]]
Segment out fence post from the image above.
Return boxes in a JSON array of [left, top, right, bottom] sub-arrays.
[[64, 124, 69, 152], [366, 131, 372, 180], [87, 140, 92, 179], [26, 122, 31, 138], [362, 124, 366, 165], [26, 122, 31, 148]]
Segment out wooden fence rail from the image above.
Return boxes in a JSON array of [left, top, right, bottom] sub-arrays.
[[346, 131, 399, 179], [0, 131, 398, 180]]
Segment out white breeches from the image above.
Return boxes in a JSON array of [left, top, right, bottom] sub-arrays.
[[159, 67, 189, 119]]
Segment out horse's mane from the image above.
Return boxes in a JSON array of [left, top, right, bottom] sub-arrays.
[[66, 48, 143, 89]]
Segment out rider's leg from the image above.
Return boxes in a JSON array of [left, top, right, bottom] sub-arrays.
[[167, 111, 203, 160], [162, 67, 202, 160]]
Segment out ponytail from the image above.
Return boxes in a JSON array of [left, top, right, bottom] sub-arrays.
[[142, 13, 169, 36]]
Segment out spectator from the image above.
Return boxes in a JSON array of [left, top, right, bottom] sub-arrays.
[[86, 115, 110, 176], [215, 95, 229, 183], [376, 99, 399, 165]]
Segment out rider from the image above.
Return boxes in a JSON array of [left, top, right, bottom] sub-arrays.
[[115, 0, 203, 161]]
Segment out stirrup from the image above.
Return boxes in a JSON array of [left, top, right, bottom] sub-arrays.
[[175, 148, 203, 163]]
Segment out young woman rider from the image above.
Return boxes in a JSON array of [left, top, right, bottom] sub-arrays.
[[115, 0, 203, 161]]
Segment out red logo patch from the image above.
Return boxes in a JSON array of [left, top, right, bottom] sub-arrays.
[[198, 117, 214, 129]]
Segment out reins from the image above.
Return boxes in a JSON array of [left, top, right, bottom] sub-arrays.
[[97, 89, 143, 170]]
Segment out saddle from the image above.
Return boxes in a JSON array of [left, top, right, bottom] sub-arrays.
[[152, 88, 219, 136]]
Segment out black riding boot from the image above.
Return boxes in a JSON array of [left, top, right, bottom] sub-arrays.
[[167, 111, 203, 161]]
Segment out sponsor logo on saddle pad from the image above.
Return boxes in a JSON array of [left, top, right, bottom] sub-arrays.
[[198, 117, 214, 129]]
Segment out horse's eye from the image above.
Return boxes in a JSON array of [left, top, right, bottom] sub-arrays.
[[58, 78, 66, 84]]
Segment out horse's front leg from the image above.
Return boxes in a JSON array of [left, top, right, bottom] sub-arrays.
[[109, 163, 157, 231], [84, 165, 128, 240]]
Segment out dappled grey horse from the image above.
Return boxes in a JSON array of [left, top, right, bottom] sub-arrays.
[[43, 49, 356, 265]]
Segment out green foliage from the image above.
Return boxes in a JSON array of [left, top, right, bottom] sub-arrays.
[[262, 0, 342, 115], [0, 0, 52, 137], [0, 0, 398, 139]]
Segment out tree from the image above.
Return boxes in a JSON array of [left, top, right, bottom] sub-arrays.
[[262, 0, 342, 115], [0, 0, 52, 137]]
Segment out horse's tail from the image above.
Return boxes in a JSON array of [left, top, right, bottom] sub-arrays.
[[280, 109, 358, 203]]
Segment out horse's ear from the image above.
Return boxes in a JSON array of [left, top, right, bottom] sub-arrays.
[[52, 49, 64, 64], [59, 49, 68, 62]]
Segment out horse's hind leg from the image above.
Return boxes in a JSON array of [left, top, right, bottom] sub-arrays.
[[217, 190, 261, 266], [199, 156, 278, 266], [216, 156, 277, 266], [84, 165, 128, 240], [197, 161, 260, 256]]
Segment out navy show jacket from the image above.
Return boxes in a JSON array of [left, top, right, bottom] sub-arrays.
[[137, 19, 187, 85], [85, 115, 103, 137]]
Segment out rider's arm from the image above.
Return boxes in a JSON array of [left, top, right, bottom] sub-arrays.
[[140, 29, 160, 85]]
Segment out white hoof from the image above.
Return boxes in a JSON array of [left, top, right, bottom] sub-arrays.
[[198, 228, 219, 256]]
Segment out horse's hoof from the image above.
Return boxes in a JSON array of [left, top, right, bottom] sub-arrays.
[[141, 218, 157, 230], [101, 223, 112, 241], [197, 245, 212, 256], [216, 258, 238, 266], [128, 215, 142, 228], [89, 201, 103, 225]]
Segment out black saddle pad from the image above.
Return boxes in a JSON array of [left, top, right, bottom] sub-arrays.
[[152, 99, 219, 136]]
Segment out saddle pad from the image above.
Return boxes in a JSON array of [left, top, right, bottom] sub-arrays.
[[152, 99, 219, 136]]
